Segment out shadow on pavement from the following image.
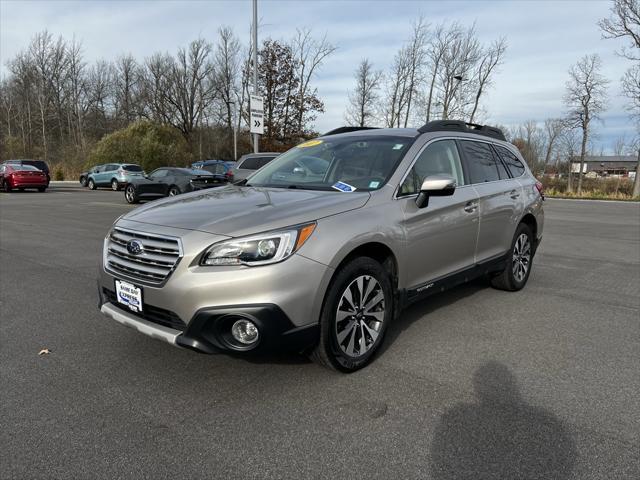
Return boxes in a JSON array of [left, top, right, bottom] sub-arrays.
[[430, 361, 576, 480]]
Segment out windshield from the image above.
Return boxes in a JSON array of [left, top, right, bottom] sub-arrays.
[[246, 135, 413, 191]]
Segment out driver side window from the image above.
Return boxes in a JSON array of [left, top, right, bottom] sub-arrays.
[[149, 169, 167, 179], [399, 140, 465, 196]]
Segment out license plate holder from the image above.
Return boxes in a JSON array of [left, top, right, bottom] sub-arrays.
[[115, 279, 143, 313]]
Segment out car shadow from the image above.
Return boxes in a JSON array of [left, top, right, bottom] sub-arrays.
[[430, 361, 576, 479], [380, 278, 487, 356]]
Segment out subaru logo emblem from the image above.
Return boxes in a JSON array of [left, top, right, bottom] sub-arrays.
[[126, 239, 144, 255]]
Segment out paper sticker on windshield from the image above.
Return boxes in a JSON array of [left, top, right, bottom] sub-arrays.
[[368, 181, 380, 189], [332, 181, 356, 193], [393, 143, 404, 150], [297, 139, 323, 148]]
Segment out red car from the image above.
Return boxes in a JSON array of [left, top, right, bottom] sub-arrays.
[[0, 164, 48, 192]]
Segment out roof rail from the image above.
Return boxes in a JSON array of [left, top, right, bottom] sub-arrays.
[[322, 126, 379, 136], [417, 120, 506, 141]]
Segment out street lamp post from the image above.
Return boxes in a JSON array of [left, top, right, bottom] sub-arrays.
[[453, 75, 464, 120], [252, 0, 259, 153]]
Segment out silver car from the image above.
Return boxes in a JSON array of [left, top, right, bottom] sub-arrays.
[[98, 121, 544, 372], [232, 152, 280, 182]]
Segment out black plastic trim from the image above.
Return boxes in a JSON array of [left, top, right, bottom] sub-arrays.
[[418, 120, 506, 141], [322, 126, 380, 136], [177, 304, 319, 355]]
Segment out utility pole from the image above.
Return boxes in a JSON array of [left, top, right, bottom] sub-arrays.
[[633, 147, 640, 198], [252, 0, 259, 153], [453, 75, 463, 121]]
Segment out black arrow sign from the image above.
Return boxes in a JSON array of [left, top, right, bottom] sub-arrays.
[[254, 120, 261, 127]]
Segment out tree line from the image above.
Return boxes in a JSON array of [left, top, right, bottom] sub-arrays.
[[0, 26, 335, 174], [344, 0, 639, 195]]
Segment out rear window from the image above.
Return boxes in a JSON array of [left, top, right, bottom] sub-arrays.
[[238, 157, 262, 170], [122, 165, 143, 172], [203, 164, 227, 175], [459, 141, 501, 183], [23, 160, 48, 171], [494, 145, 526, 177], [14, 165, 41, 171]]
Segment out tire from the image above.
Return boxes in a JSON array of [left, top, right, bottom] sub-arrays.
[[168, 186, 181, 196], [88, 178, 96, 190], [38, 186, 46, 192], [80, 176, 87, 187], [125, 184, 139, 204], [490, 223, 534, 291], [111, 179, 120, 191], [311, 257, 393, 372], [18, 188, 24, 192], [2, 180, 11, 192]]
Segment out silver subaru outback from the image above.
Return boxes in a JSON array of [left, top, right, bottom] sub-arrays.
[[98, 120, 544, 372]]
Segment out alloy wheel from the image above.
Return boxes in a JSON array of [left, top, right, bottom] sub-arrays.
[[512, 233, 531, 283], [125, 186, 135, 203], [335, 275, 386, 358]]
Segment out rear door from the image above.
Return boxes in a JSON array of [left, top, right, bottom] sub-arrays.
[[458, 140, 521, 262], [145, 169, 169, 194], [399, 139, 480, 289]]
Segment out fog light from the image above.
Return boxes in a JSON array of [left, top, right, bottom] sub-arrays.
[[231, 319, 259, 345]]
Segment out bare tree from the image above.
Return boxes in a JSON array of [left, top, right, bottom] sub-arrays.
[[564, 54, 609, 193], [599, 0, 640, 60], [469, 38, 507, 124], [291, 28, 336, 136], [622, 64, 640, 118], [383, 47, 411, 128], [114, 54, 141, 124], [213, 26, 241, 144], [344, 59, 382, 127], [543, 118, 566, 165], [612, 135, 627, 155], [402, 16, 429, 127]]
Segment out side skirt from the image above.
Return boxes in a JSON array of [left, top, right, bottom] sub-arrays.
[[401, 253, 508, 308]]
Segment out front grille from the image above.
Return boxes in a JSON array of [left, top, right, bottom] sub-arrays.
[[106, 227, 182, 285], [103, 288, 186, 331]]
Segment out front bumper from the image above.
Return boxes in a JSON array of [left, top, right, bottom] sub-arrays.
[[98, 288, 319, 355]]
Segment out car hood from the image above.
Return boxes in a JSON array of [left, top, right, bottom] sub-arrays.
[[122, 184, 370, 237]]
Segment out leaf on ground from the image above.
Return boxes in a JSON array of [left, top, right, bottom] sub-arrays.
[[38, 348, 51, 355]]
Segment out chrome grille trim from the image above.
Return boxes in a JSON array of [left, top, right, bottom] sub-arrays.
[[105, 227, 183, 286]]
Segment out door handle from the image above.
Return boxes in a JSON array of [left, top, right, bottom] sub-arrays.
[[464, 201, 478, 213], [510, 189, 520, 199]]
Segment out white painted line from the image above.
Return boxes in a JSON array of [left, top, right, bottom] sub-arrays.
[[545, 197, 639, 205]]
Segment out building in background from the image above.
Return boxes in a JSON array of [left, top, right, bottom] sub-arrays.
[[570, 155, 638, 178]]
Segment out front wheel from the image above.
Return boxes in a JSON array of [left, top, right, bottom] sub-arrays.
[[125, 185, 139, 204], [111, 179, 120, 191], [311, 257, 393, 372], [168, 186, 181, 196], [80, 176, 87, 187], [490, 223, 534, 291], [88, 178, 96, 190], [2, 180, 11, 192]]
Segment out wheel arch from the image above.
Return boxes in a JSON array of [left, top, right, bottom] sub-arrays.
[[332, 242, 399, 292]]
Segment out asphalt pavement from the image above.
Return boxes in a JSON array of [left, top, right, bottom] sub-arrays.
[[1, 185, 639, 479]]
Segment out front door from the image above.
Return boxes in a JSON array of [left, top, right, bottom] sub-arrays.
[[399, 139, 480, 290]]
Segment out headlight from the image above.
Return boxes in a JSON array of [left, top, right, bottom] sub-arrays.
[[200, 223, 316, 266]]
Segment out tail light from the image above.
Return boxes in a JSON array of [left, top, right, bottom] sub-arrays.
[[225, 170, 234, 181], [534, 181, 544, 199]]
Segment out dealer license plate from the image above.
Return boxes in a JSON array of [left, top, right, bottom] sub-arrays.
[[115, 280, 143, 313]]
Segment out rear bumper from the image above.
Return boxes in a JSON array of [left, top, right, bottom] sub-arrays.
[[10, 180, 47, 188]]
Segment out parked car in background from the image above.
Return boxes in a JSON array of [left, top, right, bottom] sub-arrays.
[[124, 167, 224, 204], [98, 120, 544, 372], [231, 153, 279, 182], [192, 160, 235, 182], [87, 163, 144, 191], [79, 165, 104, 187], [3, 159, 50, 185], [0, 163, 48, 192]]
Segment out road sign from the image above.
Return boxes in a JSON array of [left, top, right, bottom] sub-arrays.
[[250, 94, 264, 135]]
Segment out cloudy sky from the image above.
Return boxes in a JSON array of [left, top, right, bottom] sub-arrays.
[[1, 0, 636, 152]]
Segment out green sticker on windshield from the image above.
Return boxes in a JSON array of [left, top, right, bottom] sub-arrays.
[[369, 181, 380, 188], [393, 144, 404, 150]]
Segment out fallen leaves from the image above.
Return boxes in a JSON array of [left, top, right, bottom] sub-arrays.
[[38, 348, 51, 356]]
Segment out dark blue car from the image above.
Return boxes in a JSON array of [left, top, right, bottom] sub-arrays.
[[191, 160, 236, 182]]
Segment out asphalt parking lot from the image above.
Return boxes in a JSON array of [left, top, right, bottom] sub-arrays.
[[1, 184, 639, 479]]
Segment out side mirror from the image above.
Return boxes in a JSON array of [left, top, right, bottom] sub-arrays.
[[415, 175, 456, 208]]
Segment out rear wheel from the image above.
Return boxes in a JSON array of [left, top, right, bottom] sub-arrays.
[[88, 178, 96, 190], [111, 179, 120, 191], [168, 186, 181, 196], [490, 223, 534, 291], [18, 187, 24, 192], [38, 186, 46, 192], [125, 185, 139, 204], [311, 257, 393, 372]]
